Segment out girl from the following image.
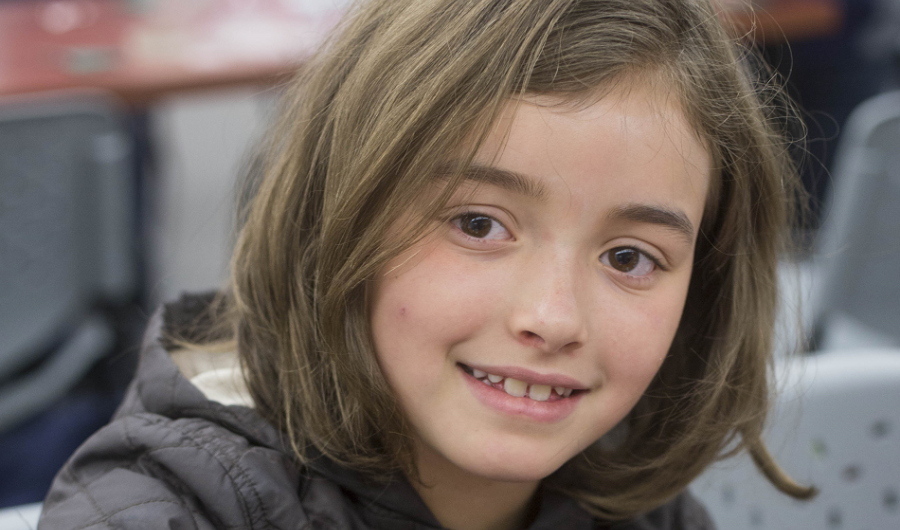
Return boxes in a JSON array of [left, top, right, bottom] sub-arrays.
[[40, 0, 812, 528]]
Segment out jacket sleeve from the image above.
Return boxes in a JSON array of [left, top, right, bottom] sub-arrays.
[[38, 412, 306, 530]]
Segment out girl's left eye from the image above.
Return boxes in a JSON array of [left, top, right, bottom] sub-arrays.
[[451, 213, 510, 240], [600, 247, 658, 277]]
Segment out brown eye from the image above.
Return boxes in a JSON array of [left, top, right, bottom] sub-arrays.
[[600, 247, 657, 277], [609, 248, 639, 272], [457, 214, 494, 238]]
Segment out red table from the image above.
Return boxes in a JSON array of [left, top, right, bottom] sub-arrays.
[[0, 0, 842, 106], [0, 0, 343, 105], [721, 0, 844, 43]]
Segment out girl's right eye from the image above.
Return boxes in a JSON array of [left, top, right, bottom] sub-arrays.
[[451, 212, 511, 241]]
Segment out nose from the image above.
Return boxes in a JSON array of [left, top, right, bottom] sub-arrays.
[[508, 251, 589, 354]]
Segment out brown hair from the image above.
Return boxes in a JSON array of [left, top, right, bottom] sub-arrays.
[[208, 0, 811, 520]]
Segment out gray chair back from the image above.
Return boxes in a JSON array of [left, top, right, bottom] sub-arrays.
[[0, 91, 135, 430], [812, 90, 900, 348]]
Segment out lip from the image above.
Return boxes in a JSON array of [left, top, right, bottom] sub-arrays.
[[460, 366, 585, 423], [463, 363, 588, 389]]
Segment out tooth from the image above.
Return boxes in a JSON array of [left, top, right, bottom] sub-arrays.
[[472, 369, 487, 378], [487, 373, 503, 383], [562, 388, 573, 397], [529, 384, 551, 401], [554, 386, 566, 396], [503, 378, 527, 397], [482, 378, 492, 385]]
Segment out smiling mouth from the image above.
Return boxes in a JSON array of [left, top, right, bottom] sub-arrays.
[[458, 363, 585, 402]]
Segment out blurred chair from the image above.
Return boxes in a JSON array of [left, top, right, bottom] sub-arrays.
[[0, 90, 138, 505], [0, 502, 41, 530], [810, 90, 900, 349], [691, 349, 900, 529]]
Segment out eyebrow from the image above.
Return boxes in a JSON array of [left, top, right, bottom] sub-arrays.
[[606, 204, 695, 242], [438, 164, 695, 241], [439, 163, 548, 201]]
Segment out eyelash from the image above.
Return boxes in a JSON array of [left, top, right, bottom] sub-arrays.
[[449, 210, 666, 279]]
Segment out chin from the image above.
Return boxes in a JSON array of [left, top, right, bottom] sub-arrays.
[[447, 440, 577, 484], [474, 464, 560, 484]]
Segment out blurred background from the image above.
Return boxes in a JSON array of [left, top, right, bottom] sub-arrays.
[[0, 0, 899, 528]]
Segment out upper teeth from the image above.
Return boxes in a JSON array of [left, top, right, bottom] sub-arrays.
[[470, 368, 574, 400]]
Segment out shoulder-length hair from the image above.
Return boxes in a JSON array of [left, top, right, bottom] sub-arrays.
[[211, 0, 811, 519]]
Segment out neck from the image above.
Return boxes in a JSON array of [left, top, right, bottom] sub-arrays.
[[411, 446, 540, 530]]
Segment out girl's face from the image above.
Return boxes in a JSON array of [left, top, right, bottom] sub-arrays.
[[370, 81, 711, 486]]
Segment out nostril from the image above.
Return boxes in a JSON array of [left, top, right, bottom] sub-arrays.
[[519, 330, 545, 346]]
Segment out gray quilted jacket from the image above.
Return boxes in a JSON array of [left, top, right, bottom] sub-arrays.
[[38, 295, 714, 530]]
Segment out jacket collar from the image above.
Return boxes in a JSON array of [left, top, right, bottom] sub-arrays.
[[305, 450, 597, 530]]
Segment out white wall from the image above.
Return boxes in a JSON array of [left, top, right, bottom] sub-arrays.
[[147, 87, 276, 306]]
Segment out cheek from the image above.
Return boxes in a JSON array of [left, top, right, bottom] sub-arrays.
[[374, 273, 479, 351], [369, 246, 505, 375], [601, 285, 689, 385]]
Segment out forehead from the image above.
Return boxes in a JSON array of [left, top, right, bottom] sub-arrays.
[[469, 80, 711, 230]]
